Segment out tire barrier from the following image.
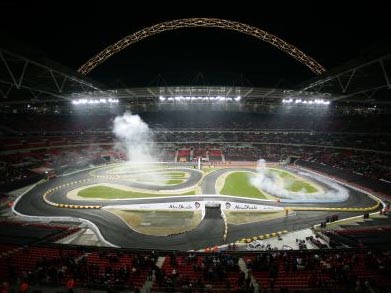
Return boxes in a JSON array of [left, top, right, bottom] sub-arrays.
[[89, 174, 120, 180], [237, 230, 288, 244], [41, 179, 101, 209], [56, 204, 101, 209], [291, 201, 381, 212]]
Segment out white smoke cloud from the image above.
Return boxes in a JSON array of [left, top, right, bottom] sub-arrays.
[[250, 159, 349, 201], [112, 112, 164, 183], [113, 111, 157, 163]]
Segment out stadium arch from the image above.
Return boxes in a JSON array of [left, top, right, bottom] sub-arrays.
[[78, 18, 326, 76]]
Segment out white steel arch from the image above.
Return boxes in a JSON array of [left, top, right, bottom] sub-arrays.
[[78, 18, 326, 75]]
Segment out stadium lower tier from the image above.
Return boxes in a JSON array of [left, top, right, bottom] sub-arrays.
[[1, 132, 391, 193], [1, 245, 391, 292]]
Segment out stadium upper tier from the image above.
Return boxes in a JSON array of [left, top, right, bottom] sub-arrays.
[[1, 132, 391, 152], [0, 112, 390, 133]]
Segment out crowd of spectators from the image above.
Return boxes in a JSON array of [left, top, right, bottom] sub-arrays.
[[244, 249, 391, 291], [302, 149, 391, 182], [2, 111, 391, 133], [1, 111, 391, 188], [154, 252, 243, 292], [1, 139, 390, 188], [154, 132, 391, 152], [1, 247, 159, 292], [6, 131, 388, 152], [1, 243, 391, 292], [0, 163, 36, 186]]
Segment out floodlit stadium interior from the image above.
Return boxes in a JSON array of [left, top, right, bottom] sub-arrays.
[[0, 1, 391, 292]]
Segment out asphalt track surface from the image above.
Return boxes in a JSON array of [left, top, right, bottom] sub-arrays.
[[14, 165, 381, 250]]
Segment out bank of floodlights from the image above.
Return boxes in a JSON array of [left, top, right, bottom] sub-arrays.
[[159, 96, 241, 102], [282, 98, 330, 105], [72, 98, 119, 105]]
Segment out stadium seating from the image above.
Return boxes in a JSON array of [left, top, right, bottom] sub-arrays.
[[1, 246, 391, 291]]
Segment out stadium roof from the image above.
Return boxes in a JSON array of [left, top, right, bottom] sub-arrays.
[[0, 1, 389, 108], [0, 47, 102, 104], [299, 47, 391, 105], [2, 45, 389, 108]]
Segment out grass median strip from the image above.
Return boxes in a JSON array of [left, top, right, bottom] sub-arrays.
[[220, 172, 267, 199], [268, 169, 319, 193], [78, 186, 195, 199], [108, 209, 202, 236], [225, 210, 289, 225]]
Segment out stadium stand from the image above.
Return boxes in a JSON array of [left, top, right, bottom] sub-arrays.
[[1, 245, 391, 292]]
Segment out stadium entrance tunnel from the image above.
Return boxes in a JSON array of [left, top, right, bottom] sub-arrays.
[[205, 202, 221, 209], [202, 203, 226, 243]]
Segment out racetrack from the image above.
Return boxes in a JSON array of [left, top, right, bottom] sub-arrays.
[[14, 163, 381, 250]]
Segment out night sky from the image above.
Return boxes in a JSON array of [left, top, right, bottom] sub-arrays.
[[0, 0, 389, 88]]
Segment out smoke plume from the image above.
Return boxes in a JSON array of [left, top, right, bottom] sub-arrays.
[[112, 112, 167, 185], [113, 111, 158, 163], [250, 159, 349, 201]]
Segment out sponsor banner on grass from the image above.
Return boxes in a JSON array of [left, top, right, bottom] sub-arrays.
[[223, 202, 283, 211], [104, 201, 205, 210], [104, 201, 283, 211]]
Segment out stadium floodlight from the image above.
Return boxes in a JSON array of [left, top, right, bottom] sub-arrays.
[[282, 98, 330, 106], [158, 96, 242, 103], [72, 98, 119, 105]]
